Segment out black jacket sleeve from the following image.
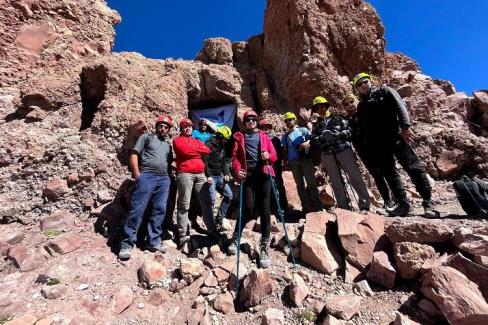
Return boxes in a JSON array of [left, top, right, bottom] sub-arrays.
[[385, 86, 411, 130]]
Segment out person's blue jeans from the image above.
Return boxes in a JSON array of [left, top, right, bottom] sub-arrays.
[[209, 175, 233, 225], [121, 172, 171, 249]]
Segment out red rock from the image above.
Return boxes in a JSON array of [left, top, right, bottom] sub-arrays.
[[289, 273, 309, 307], [196, 38, 233, 65], [262, 308, 284, 325], [111, 286, 133, 314], [300, 231, 341, 274], [146, 289, 169, 306], [393, 242, 437, 279], [213, 292, 234, 314], [435, 149, 463, 177], [473, 90, 488, 112], [0, 230, 25, 245], [453, 226, 488, 257], [8, 244, 44, 271], [0, 242, 10, 256], [40, 210, 75, 231], [421, 266, 488, 325], [138, 260, 167, 287], [67, 171, 79, 186], [47, 233, 83, 255], [303, 211, 336, 234], [344, 259, 364, 284], [240, 269, 277, 307], [41, 285, 67, 299], [35, 317, 54, 325], [43, 176, 69, 201], [321, 314, 350, 324], [282, 171, 301, 210], [446, 252, 488, 301], [418, 299, 442, 318], [336, 209, 385, 269], [14, 23, 58, 55], [180, 258, 204, 284], [353, 280, 374, 297], [325, 294, 362, 320], [204, 271, 218, 287], [385, 219, 454, 244], [4, 313, 37, 325], [367, 251, 396, 289], [393, 312, 420, 325], [420, 253, 449, 274]]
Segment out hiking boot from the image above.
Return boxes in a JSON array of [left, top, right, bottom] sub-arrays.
[[384, 200, 397, 213], [227, 241, 237, 255], [118, 247, 132, 260], [177, 236, 191, 249], [388, 201, 410, 217], [146, 243, 167, 254], [423, 200, 440, 219], [258, 244, 271, 269]]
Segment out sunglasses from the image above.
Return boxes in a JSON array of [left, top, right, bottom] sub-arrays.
[[343, 101, 354, 106], [284, 118, 295, 123], [356, 79, 369, 87], [245, 118, 257, 123], [156, 123, 171, 129]]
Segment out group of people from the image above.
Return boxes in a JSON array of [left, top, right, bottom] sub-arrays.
[[117, 72, 439, 269]]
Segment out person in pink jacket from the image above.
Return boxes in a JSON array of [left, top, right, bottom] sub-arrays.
[[226, 110, 277, 269]]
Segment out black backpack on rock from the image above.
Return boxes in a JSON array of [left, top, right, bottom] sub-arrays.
[[453, 176, 488, 218]]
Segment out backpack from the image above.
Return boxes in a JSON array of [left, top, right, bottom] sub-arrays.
[[453, 176, 488, 218]]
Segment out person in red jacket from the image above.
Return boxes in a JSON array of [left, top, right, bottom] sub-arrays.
[[227, 110, 277, 269], [173, 118, 219, 247]]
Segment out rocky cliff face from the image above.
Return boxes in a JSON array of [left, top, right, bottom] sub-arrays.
[[0, 1, 487, 323]]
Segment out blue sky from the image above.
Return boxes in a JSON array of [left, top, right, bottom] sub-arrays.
[[107, 0, 486, 94]]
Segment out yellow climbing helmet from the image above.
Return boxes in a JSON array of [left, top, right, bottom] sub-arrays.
[[352, 72, 372, 88], [312, 96, 330, 107], [216, 125, 232, 140], [283, 112, 297, 120]]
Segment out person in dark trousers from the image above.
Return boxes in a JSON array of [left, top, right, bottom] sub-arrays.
[[119, 115, 174, 260], [311, 96, 371, 211], [258, 119, 288, 213], [281, 112, 323, 213], [353, 72, 439, 218], [342, 94, 395, 212], [227, 110, 277, 269], [173, 118, 219, 247], [202, 126, 234, 230]]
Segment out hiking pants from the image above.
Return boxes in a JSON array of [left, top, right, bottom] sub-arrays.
[[176, 172, 218, 239], [394, 139, 432, 202], [208, 175, 233, 225], [289, 157, 323, 212], [121, 172, 171, 249], [233, 169, 271, 245], [358, 149, 391, 204], [321, 148, 370, 210]]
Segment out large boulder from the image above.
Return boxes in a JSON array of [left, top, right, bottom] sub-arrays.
[[445, 252, 488, 301], [453, 226, 488, 257], [393, 242, 437, 280], [421, 266, 488, 325], [385, 219, 454, 244], [336, 209, 386, 269], [240, 269, 277, 307], [300, 213, 342, 274]]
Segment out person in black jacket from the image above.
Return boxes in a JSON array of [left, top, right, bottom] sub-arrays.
[[342, 94, 394, 212], [311, 96, 370, 211], [353, 72, 439, 218], [202, 126, 234, 231]]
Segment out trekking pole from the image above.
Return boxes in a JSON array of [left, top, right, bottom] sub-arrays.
[[266, 162, 296, 266], [235, 179, 244, 301]]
